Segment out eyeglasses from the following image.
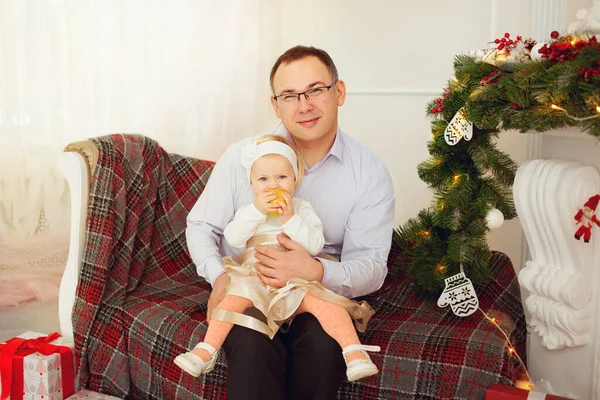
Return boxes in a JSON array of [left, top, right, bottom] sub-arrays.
[[274, 81, 337, 105]]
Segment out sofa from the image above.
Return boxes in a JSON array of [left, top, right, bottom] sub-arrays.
[[57, 134, 527, 399]]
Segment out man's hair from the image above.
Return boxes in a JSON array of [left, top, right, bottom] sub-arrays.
[[255, 134, 306, 187], [269, 46, 339, 94]]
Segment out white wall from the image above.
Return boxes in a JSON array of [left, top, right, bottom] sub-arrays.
[[265, 0, 595, 273]]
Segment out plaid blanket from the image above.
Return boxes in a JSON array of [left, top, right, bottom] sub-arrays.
[[72, 134, 526, 399]]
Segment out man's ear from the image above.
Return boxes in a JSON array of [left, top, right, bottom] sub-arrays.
[[335, 80, 347, 106], [271, 96, 281, 118]]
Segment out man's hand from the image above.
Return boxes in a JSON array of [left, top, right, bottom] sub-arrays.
[[206, 273, 230, 324], [254, 234, 324, 287]]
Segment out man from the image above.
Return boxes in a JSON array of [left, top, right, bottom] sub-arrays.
[[186, 45, 395, 400]]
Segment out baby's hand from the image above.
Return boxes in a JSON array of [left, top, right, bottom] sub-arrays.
[[254, 190, 280, 215], [277, 191, 295, 224]]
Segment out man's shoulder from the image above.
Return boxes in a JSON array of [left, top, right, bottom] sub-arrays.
[[224, 134, 261, 152], [340, 131, 387, 172], [219, 133, 267, 163]]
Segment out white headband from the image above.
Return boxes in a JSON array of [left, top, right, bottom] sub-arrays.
[[240, 140, 299, 181]]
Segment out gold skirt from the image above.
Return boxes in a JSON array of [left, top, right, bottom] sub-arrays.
[[212, 242, 375, 339]]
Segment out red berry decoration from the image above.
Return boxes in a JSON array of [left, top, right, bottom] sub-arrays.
[[579, 60, 600, 82], [480, 71, 501, 85], [550, 30, 559, 39], [430, 89, 452, 114], [491, 32, 524, 54], [539, 35, 599, 63], [511, 103, 519, 110]]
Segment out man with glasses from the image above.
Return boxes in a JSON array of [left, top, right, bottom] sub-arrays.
[[186, 45, 395, 399]]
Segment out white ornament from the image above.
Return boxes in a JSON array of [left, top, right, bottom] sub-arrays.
[[444, 109, 473, 146], [486, 208, 505, 229], [530, 42, 547, 62], [437, 272, 479, 317]]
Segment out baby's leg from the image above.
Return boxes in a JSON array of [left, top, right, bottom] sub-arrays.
[[296, 292, 366, 363], [193, 294, 253, 362]]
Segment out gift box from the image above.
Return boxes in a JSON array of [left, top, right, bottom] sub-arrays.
[[0, 331, 75, 400], [485, 384, 572, 399], [65, 390, 122, 400]]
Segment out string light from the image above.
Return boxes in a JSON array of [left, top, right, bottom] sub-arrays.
[[516, 380, 533, 390], [453, 174, 461, 184], [478, 307, 533, 386], [437, 264, 447, 273], [550, 103, 600, 121], [419, 230, 431, 238]]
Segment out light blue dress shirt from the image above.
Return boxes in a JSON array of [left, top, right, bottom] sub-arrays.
[[186, 124, 395, 299]]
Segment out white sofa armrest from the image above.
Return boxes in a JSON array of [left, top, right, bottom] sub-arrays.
[[57, 148, 92, 338]]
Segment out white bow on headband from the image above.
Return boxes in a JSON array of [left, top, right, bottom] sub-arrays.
[[240, 140, 299, 180]]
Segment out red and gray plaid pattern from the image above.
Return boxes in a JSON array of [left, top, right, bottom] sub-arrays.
[[340, 249, 526, 399], [71, 134, 526, 399]]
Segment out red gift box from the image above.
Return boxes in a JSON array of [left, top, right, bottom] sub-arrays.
[[486, 384, 572, 400], [0, 332, 75, 400]]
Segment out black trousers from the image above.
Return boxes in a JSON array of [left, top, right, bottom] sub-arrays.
[[222, 313, 346, 400]]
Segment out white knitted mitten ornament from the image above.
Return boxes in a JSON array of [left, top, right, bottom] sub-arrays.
[[437, 272, 479, 317]]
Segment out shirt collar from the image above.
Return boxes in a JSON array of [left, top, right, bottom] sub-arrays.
[[274, 123, 344, 164]]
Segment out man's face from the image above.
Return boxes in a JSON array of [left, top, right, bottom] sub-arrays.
[[270, 56, 346, 146]]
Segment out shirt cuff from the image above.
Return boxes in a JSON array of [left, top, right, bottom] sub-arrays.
[[204, 256, 226, 287], [315, 257, 344, 295]]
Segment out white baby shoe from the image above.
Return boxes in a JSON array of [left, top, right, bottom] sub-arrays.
[[174, 342, 218, 377], [342, 344, 381, 382]]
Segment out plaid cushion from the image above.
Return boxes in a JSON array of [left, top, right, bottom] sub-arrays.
[[340, 250, 526, 399], [72, 134, 526, 399]]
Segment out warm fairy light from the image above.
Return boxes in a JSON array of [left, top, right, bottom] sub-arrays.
[[437, 264, 447, 272], [550, 103, 600, 121], [516, 380, 533, 390], [571, 40, 576, 46], [453, 174, 461, 184], [479, 308, 533, 385], [419, 230, 431, 238]]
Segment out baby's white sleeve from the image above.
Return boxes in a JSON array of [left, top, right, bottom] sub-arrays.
[[282, 199, 325, 256], [223, 203, 267, 248]]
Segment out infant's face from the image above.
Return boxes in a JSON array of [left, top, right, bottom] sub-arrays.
[[250, 154, 296, 198]]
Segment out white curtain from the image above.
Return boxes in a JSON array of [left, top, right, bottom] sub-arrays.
[[0, 0, 283, 308]]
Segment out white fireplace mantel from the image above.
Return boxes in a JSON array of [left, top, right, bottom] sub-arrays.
[[514, 158, 600, 399]]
